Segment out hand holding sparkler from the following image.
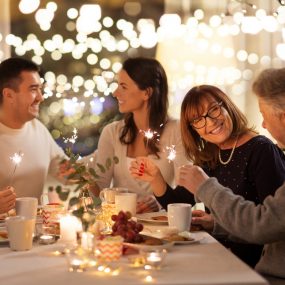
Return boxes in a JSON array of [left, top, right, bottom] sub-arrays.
[[129, 157, 167, 197], [129, 157, 160, 183], [9, 151, 24, 185], [0, 186, 16, 214]]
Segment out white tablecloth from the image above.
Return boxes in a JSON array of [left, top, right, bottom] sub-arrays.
[[0, 231, 268, 285]]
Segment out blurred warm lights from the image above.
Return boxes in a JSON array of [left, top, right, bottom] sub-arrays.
[[2, 1, 283, 150], [19, 0, 40, 14]]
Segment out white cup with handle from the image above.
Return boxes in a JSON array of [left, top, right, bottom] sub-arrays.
[[167, 203, 192, 232], [15, 197, 38, 218], [115, 192, 137, 216], [41, 190, 62, 206], [6, 216, 36, 251], [100, 187, 129, 204]]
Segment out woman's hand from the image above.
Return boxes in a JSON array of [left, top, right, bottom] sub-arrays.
[[191, 210, 214, 231], [129, 157, 167, 197], [137, 195, 160, 214], [129, 157, 160, 182], [0, 186, 16, 214], [178, 165, 210, 195]]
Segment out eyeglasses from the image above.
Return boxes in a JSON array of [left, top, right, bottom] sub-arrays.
[[190, 101, 223, 129]]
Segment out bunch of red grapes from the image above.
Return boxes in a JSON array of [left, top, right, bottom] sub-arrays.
[[111, 211, 144, 243]]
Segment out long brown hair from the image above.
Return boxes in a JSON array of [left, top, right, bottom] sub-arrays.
[[180, 85, 253, 168], [119, 57, 169, 157]]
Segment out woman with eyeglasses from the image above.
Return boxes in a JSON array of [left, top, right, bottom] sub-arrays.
[[130, 84, 285, 267]]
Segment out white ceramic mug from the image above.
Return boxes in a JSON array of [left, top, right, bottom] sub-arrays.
[[167, 203, 192, 232], [115, 192, 137, 216], [5, 216, 36, 251], [41, 190, 62, 205], [15, 197, 38, 218], [99, 187, 128, 204]]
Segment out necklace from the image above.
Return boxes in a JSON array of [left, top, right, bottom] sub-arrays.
[[218, 136, 239, 165]]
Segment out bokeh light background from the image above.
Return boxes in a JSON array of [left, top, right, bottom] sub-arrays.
[[1, 0, 285, 154]]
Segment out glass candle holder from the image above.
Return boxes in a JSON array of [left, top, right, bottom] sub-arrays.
[[66, 247, 90, 272], [95, 203, 116, 234], [142, 249, 167, 270]]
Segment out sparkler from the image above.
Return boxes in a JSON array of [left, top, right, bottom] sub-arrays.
[[140, 124, 164, 148], [63, 128, 78, 144], [165, 145, 176, 162], [63, 127, 78, 156], [9, 151, 24, 185]]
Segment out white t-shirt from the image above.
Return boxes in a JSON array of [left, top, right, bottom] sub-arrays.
[[0, 119, 65, 200]]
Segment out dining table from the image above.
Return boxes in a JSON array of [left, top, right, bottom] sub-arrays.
[[0, 220, 269, 285]]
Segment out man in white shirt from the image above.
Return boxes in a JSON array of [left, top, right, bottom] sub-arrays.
[[0, 57, 65, 201]]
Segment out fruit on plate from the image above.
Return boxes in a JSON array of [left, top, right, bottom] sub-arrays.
[[111, 211, 144, 243]]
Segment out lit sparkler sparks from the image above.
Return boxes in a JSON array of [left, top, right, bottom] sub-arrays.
[[9, 151, 24, 185], [140, 129, 157, 148], [166, 145, 176, 162], [63, 128, 78, 144], [140, 124, 164, 147]]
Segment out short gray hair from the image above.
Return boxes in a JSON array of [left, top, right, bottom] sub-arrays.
[[252, 68, 285, 113]]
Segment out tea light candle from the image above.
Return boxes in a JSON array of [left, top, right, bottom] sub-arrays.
[[69, 258, 85, 272], [146, 252, 162, 265], [144, 250, 166, 269], [39, 234, 55, 245]]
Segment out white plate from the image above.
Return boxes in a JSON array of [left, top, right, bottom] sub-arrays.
[[136, 212, 168, 224]]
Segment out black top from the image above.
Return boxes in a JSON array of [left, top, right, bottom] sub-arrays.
[[156, 135, 285, 267]]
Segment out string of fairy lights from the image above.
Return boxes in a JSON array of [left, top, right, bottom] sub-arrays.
[[1, 0, 285, 153]]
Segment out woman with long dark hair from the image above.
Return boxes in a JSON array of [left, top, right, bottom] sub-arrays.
[[92, 57, 189, 213]]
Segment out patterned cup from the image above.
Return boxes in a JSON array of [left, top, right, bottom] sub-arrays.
[[95, 236, 123, 262], [42, 203, 65, 236]]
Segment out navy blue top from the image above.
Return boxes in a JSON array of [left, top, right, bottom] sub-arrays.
[[156, 135, 285, 267]]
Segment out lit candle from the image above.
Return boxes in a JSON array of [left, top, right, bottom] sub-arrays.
[[144, 250, 166, 269], [59, 214, 82, 245], [146, 252, 162, 264], [39, 234, 55, 245], [68, 258, 85, 272]]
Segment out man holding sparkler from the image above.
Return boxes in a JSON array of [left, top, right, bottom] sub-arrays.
[[0, 57, 65, 201]]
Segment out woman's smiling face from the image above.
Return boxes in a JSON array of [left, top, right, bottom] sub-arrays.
[[191, 95, 233, 147]]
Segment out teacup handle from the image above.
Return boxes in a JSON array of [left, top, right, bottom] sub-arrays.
[[40, 193, 48, 206], [99, 190, 105, 202]]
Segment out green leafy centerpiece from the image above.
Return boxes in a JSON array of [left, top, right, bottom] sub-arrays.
[[54, 128, 119, 230]]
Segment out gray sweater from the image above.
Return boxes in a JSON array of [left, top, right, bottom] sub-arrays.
[[197, 178, 285, 279]]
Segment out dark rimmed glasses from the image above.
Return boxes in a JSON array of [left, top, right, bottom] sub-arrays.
[[190, 101, 223, 129]]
